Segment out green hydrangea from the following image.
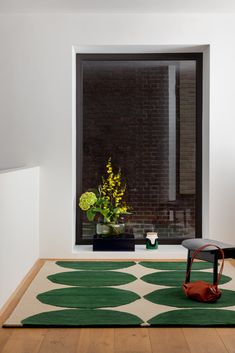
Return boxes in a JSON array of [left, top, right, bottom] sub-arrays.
[[79, 192, 97, 211]]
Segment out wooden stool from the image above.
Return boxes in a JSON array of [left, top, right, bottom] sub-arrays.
[[182, 239, 235, 284]]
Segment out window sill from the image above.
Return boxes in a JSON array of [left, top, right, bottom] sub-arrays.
[[72, 244, 187, 259]]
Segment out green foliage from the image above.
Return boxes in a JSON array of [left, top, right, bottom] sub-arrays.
[[79, 158, 131, 224]]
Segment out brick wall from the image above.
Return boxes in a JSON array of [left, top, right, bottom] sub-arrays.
[[179, 61, 196, 195], [80, 61, 196, 239]]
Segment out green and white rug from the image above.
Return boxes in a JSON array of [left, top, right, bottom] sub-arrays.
[[4, 260, 235, 327]]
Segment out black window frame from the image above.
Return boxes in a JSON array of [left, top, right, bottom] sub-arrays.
[[76, 52, 203, 245]]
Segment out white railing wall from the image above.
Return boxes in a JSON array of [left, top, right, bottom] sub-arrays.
[[0, 167, 39, 309]]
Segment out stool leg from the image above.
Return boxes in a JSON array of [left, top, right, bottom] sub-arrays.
[[183, 210, 187, 231], [185, 250, 191, 283], [213, 253, 218, 285]]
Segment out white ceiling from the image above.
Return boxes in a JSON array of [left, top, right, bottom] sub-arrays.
[[0, 0, 235, 13]]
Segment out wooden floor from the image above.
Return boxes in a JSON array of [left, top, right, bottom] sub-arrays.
[[0, 259, 235, 353]]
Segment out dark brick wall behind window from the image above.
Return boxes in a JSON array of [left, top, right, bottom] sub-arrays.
[[83, 63, 168, 220], [81, 62, 196, 238]]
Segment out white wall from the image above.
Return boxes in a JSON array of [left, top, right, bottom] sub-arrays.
[[0, 14, 234, 257], [0, 167, 39, 308]]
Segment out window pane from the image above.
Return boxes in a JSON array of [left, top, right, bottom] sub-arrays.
[[78, 58, 200, 242]]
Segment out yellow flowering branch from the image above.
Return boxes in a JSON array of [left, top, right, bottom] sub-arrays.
[[79, 158, 131, 224]]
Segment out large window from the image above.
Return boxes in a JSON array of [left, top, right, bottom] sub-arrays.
[[76, 53, 202, 244]]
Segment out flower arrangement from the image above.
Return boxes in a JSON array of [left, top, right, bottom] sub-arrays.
[[79, 158, 131, 231]]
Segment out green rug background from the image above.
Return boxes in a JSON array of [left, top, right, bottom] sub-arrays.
[[6, 261, 235, 327]]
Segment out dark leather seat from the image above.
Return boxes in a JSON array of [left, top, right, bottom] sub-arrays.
[[182, 238, 235, 284]]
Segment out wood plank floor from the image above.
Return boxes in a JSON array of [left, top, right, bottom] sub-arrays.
[[0, 259, 235, 353]]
